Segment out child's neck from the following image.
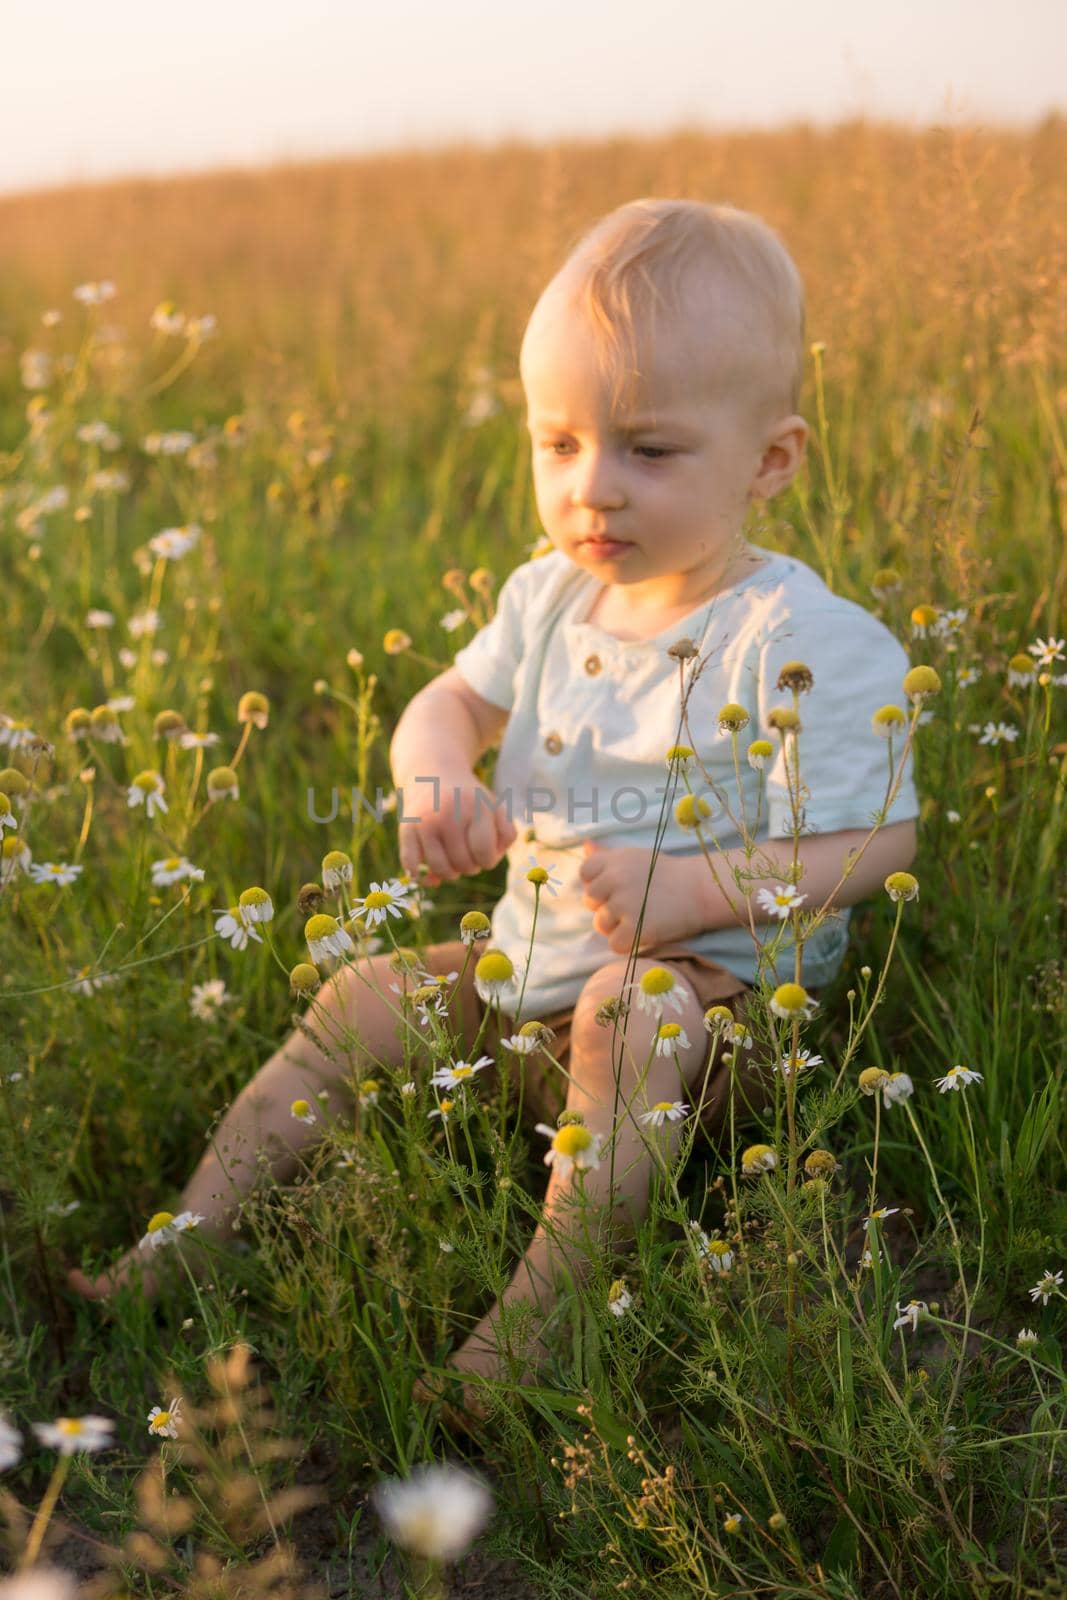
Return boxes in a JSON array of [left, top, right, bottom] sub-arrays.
[[587, 543, 764, 639]]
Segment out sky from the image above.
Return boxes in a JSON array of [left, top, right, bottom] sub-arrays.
[[1, 0, 1062, 195]]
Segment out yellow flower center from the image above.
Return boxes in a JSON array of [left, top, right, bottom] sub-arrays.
[[651, 1101, 675, 1113], [640, 967, 675, 997], [526, 866, 548, 885], [163, 857, 181, 870], [305, 913, 339, 940], [291, 1099, 311, 1118], [152, 1411, 171, 1430], [657, 1023, 681, 1039], [554, 1124, 593, 1156], [438, 1099, 454, 1115], [451, 1065, 473, 1079], [58, 1418, 85, 1436], [772, 982, 809, 1013], [475, 950, 514, 983], [364, 890, 392, 909], [147, 1211, 175, 1233]]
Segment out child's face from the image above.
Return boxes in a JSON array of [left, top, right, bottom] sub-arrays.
[[521, 273, 806, 603]]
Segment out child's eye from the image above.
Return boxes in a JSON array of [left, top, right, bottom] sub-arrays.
[[542, 442, 672, 460]]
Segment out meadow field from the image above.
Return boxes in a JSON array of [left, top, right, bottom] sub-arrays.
[[0, 118, 1065, 1597]]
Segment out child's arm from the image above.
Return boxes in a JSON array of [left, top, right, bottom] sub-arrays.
[[580, 820, 917, 951], [390, 667, 517, 885]]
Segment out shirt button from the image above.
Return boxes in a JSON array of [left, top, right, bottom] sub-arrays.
[[584, 653, 602, 676], [543, 731, 563, 755]]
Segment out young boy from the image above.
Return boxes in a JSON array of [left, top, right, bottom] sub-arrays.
[[72, 198, 918, 1420]]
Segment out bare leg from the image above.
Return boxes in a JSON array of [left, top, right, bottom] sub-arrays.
[[68, 951, 422, 1297], [445, 959, 712, 1402]]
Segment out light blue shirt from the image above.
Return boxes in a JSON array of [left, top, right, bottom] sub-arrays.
[[452, 544, 919, 1019]]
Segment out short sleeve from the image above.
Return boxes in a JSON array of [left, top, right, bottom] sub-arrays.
[[450, 561, 532, 713], [756, 604, 920, 839]]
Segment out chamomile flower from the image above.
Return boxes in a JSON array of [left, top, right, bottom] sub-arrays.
[[32, 1415, 115, 1455], [238, 886, 274, 924], [179, 730, 221, 750], [607, 1279, 633, 1316], [863, 1204, 899, 1231], [73, 280, 116, 306], [321, 850, 353, 890], [147, 1397, 183, 1439], [1028, 1269, 1063, 1305], [27, 861, 83, 887], [628, 966, 690, 1018], [535, 1120, 601, 1180], [428, 1097, 456, 1125], [755, 883, 806, 919], [0, 1412, 21, 1470], [440, 608, 468, 632], [206, 766, 239, 801], [85, 608, 116, 629], [1, 836, 32, 884], [747, 738, 773, 770], [305, 913, 355, 964], [653, 1022, 691, 1057], [214, 906, 263, 950], [892, 1299, 928, 1334], [639, 1100, 689, 1126], [149, 524, 201, 561], [664, 743, 695, 770], [777, 1048, 822, 1078], [885, 871, 919, 902], [430, 1055, 493, 1090], [978, 721, 1018, 745], [881, 1071, 914, 1107], [128, 608, 161, 638], [1006, 653, 1037, 687], [769, 982, 817, 1021], [459, 910, 492, 944], [704, 1239, 734, 1274], [474, 948, 518, 1005], [740, 1144, 777, 1176], [723, 1513, 744, 1535], [525, 854, 562, 895], [139, 1210, 203, 1251], [501, 1021, 557, 1053], [1017, 1328, 1039, 1347], [956, 664, 981, 686], [372, 1463, 492, 1563], [69, 964, 117, 995], [290, 1099, 316, 1125], [189, 979, 229, 1020], [871, 704, 907, 738], [127, 769, 168, 817], [0, 798, 16, 832], [151, 856, 205, 887], [934, 1064, 983, 1093], [350, 879, 415, 928], [1028, 636, 1065, 667], [909, 604, 938, 638]]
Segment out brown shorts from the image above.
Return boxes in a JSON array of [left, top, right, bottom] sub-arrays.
[[402, 938, 792, 1145]]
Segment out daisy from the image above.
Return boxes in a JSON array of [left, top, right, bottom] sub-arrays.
[[107, 694, 135, 713], [1028, 1269, 1063, 1306], [956, 664, 981, 687], [428, 1097, 457, 1125], [399, 1080, 416, 1097], [440, 608, 468, 632], [0, 1413, 21, 1470], [1028, 636, 1065, 667], [349, 879, 415, 929], [179, 730, 220, 750], [372, 1464, 492, 1564], [747, 738, 773, 770], [290, 1099, 316, 1125], [214, 906, 263, 951], [238, 886, 274, 924], [321, 850, 353, 891], [777, 1048, 822, 1078], [654, 1022, 691, 1057], [0, 837, 32, 884], [0, 801, 16, 833], [143, 431, 195, 456], [473, 948, 519, 1005], [128, 609, 161, 638], [723, 1513, 744, 1535], [147, 1397, 183, 1439], [0, 719, 39, 750], [139, 1210, 204, 1251], [770, 982, 818, 1021], [189, 979, 229, 1020], [607, 1279, 633, 1316], [500, 1024, 555, 1054], [704, 1239, 734, 1274], [32, 1415, 115, 1455], [85, 608, 115, 629], [459, 911, 492, 944], [357, 1079, 381, 1107], [892, 1299, 928, 1334], [627, 966, 690, 1019], [69, 964, 117, 995], [756, 883, 806, 919], [882, 1071, 914, 1107], [73, 281, 116, 306], [863, 1204, 899, 1231], [934, 1064, 983, 1093], [304, 913, 355, 964], [977, 721, 1019, 745], [639, 1100, 689, 1127], [430, 1054, 493, 1091], [525, 853, 563, 896], [740, 1143, 777, 1176], [149, 524, 201, 561], [534, 1120, 602, 1180], [1017, 1329, 1039, 1347], [127, 770, 168, 817], [28, 862, 83, 887], [151, 856, 205, 887]]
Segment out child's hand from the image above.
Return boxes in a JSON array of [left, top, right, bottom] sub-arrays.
[[579, 840, 707, 953], [397, 769, 517, 887]]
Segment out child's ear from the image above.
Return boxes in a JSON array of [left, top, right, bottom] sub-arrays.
[[752, 416, 808, 500]]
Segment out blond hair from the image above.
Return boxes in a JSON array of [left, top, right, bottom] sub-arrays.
[[536, 197, 805, 429]]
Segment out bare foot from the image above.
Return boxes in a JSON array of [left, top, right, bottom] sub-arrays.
[[67, 1250, 158, 1301]]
